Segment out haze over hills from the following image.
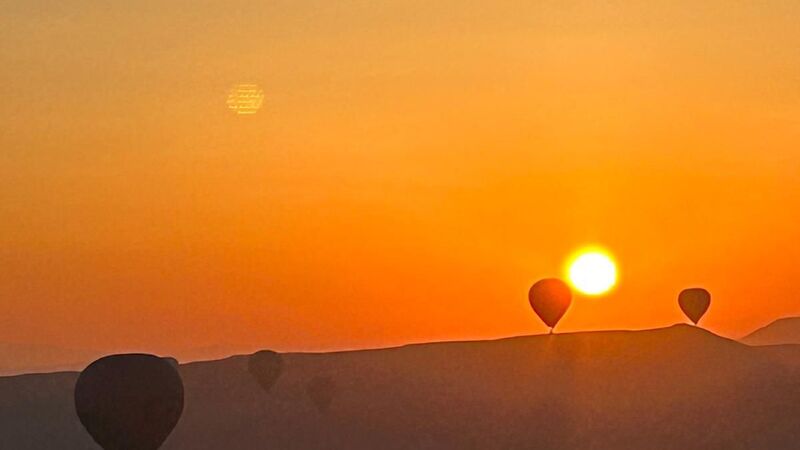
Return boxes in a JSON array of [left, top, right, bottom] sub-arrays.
[[0, 343, 97, 376], [741, 317, 800, 346], [2, 325, 800, 449], [0, 342, 256, 377]]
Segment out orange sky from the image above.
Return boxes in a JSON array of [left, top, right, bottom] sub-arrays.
[[1, 1, 799, 360]]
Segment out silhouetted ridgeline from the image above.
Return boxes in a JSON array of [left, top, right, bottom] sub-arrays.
[[2, 325, 800, 449], [742, 317, 800, 346], [0, 343, 95, 376]]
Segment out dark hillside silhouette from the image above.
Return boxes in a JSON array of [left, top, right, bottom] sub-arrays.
[[1, 326, 799, 449], [742, 317, 800, 346], [306, 375, 335, 413]]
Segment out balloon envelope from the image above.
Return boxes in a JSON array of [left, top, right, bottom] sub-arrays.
[[679, 288, 711, 325], [528, 278, 572, 330], [162, 357, 179, 370], [306, 375, 335, 413], [247, 350, 284, 393], [74, 354, 184, 450]]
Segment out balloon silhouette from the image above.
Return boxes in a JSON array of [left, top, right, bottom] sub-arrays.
[[529, 278, 572, 333], [162, 357, 179, 370], [679, 288, 711, 325], [247, 350, 284, 393], [74, 354, 184, 450], [306, 375, 335, 413]]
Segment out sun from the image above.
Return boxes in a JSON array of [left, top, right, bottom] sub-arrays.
[[566, 248, 618, 296]]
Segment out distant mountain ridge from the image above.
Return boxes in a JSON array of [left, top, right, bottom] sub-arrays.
[[0, 342, 256, 376], [2, 325, 800, 449], [741, 317, 800, 346], [0, 342, 97, 376]]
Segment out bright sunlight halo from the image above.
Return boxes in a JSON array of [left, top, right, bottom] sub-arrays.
[[566, 249, 617, 296]]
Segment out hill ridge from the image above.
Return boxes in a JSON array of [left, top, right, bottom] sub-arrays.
[[1, 323, 799, 449], [742, 316, 800, 346]]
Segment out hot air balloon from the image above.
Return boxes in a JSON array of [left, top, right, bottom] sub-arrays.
[[162, 357, 179, 370], [529, 278, 572, 333], [247, 350, 284, 393], [679, 288, 711, 325], [74, 354, 184, 450], [306, 375, 335, 413]]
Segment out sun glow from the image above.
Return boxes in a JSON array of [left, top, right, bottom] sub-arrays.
[[566, 248, 617, 296], [227, 83, 264, 115]]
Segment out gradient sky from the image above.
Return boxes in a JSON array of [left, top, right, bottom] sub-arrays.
[[2, 1, 799, 360]]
